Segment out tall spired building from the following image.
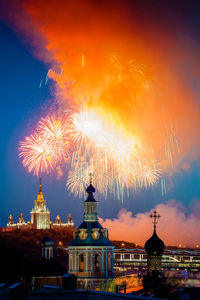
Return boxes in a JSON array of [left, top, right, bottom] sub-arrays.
[[31, 179, 50, 229], [68, 178, 114, 290]]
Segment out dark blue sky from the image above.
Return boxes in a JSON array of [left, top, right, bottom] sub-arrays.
[[1, 5, 200, 228]]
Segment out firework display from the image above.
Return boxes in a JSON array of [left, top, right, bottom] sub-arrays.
[[18, 53, 180, 200], [18, 50, 181, 201], [19, 107, 162, 199]]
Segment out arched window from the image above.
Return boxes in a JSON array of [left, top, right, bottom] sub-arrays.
[[79, 254, 84, 272], [94, 254, 100, 272]]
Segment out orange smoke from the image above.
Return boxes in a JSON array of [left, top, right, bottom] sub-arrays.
[[2, 0, 200, 174], [101, 200, 200, 247]]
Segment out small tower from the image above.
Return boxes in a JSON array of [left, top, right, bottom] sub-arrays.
[[55, 215, 61, 225], [8, 214, 14, 225], [67, 213, 73, 225], [41, 233, 54, 259], [18, 213, 25, 224], [68, 176, 114, 290], [31, 178, 50, 229], [143, 210, 165, 289]]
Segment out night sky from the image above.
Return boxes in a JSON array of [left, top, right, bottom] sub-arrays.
[[1, 1, 200, 246]]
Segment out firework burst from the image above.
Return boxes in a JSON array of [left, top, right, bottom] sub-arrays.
[[65, 108, 161, 199], [19, 133, 56, 176], [39, 114, 70, 160]]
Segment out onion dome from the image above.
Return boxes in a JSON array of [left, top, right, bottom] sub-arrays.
[[86, 184, 95, 194], [41, 233, 54, 246], [145, 226, 165, 256], [145, 210, 165, 256], [85, 184, 96, 202]]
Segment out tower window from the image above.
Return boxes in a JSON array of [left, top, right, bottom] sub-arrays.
[[108, 253, 111, 271], [94, 254, 100, 272], [79, 254, 84, 272]]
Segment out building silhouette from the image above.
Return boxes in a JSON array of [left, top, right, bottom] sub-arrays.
[[143, 210, 165, 290], [68, 178, 114, 290]]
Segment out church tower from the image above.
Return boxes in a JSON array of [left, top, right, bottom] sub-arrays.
[[68, 177, 114, 290], [143, 210, 165, 289], [31, 179, 50, 229]]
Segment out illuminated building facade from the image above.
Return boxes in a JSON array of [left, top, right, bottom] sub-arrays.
[[68, 180, 114, 290], [7, 180, 74, 230], [31, 179, 50, 229], [114, 248, 200, 278]]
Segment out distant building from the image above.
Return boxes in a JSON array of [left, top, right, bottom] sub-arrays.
[[41, 233, 54, 259], [22, 233, 67, 290], [7, 179, 74, 230], [68, 179, 114, 290], [31, 180, 50, 229]]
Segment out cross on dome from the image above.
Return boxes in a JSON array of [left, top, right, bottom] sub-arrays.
[[150, 210, 160, 228]]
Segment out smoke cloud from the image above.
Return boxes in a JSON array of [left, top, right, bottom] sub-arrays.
[[100, 200, 200, 247], [1, 0, 200, 173]]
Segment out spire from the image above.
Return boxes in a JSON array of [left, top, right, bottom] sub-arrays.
[[84, 174, 98, 221], [90, 172, 93, 185], [37, 177, 44, 201], [39, 177, 42, 194]]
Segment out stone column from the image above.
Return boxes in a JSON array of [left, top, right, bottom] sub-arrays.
[[102, 249, 104, 273], [90, 249, 93, 272], [75, 249, 77, 272], [86, 249, 88, 272], [105, 249, 108, 277], [111, 250, 114, 273]]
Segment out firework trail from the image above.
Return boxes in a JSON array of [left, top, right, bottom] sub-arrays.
[[39, 69, 51, 88], [165, 122, 180, 168], [161, 178, 167, 197]]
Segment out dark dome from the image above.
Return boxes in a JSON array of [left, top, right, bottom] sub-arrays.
[[86, 184, 95, 194], [41, 234, 54, 245], [78, 222, 88, 229], [70, 221, 112, 247], [92, 221, 103, 229], [145, 228, 165, 256], [85, 184, 96, 202]]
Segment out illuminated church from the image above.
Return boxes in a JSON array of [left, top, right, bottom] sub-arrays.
[[68, 179, 114, 290], [7, 180, 74, 230]]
